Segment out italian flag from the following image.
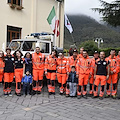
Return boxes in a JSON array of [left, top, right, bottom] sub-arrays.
[[47, 6, 59, 37]]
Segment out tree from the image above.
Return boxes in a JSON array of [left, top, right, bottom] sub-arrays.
[[79, 40, 99, 55], [92, 0, 120, 27]]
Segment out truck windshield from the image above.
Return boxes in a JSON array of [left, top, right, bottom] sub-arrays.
[[22, 41, 50, 53], [9, 41, 23, 51], [22, 41, 37, 51]]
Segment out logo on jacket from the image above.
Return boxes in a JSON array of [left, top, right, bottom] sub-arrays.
[[11, 58, 14, 61], [5, 58, 8, 61], [98, 62, 101, 64], [103, 62, 106, 65]]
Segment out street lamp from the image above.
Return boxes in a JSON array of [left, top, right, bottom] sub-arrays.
[[95, 38, 103, 48]]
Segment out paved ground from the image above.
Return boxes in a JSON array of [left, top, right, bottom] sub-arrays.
[[0, 82, 120, 120]]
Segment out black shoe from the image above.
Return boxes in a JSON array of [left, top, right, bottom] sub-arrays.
[[77, 95, 82, 99], [49, 92, 52, 95], [59, 92, 63, 95], [111, 95, 117, 99], [17, 93, 21, 96], [92, 96, 98, 99], [32, 91, 36, 95], [105, 94, 110, 98], [99, 97, 103, 100], [37, 91, 41, 94], [83, 95, 87, 99], [52, 92, 55, 95], [88, 94, 93, 97]]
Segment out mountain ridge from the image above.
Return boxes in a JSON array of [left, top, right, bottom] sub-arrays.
[[64, 15, 120, 49]]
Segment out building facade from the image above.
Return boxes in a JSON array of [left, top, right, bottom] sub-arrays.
[[0, 0, 64, 50]]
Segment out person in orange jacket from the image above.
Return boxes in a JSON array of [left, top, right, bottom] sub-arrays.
[[116, 50, 120, 89], [106, 49, 119, 98], [14, 50, 24, 96], [66, 49, 79, 95], [89, 51, 99, 97], [93, 52, 110, 100], [4, 48, 15, 97], [78, 47, 84, 58], [0, 50, 4, 83], [45, 50, 58, 95], [67, 49, 79, 73], [57, 52, 68, 94], [32, 47, 45, 95], [76, 50, 91, 99]]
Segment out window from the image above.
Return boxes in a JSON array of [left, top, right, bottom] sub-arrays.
[[8, 0, 11, 3], [13, 0, 16, 4], [18, 0, 21, 6], [9, 41, 23, 51], [37, 42, 50, 53], [22, 41, 37, 51], [8, 0, 22, 6], [22, 41, 50, 53], [7, 25, 22, 46]]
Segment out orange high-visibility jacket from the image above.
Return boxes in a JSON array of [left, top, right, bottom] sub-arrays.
[[76, 57, 91, 75], [67, 55, 79, 72], [90, 57, 99, 74], [0, 59, 4, 74], [78, 54, 83, 58], [32, 52, 45, 70], [117, 55, 120, 73], [57, 57, 68, 74], [106, 55, 119, 74], [45, 55, 57, 72]]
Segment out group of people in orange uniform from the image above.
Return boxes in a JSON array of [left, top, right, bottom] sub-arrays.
[[0, 46, 120, 100]]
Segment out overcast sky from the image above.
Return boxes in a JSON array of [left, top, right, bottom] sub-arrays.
[[65, 0, 114, 21]]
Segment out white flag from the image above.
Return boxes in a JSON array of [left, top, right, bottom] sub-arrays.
[[65, 14, 73, 33]]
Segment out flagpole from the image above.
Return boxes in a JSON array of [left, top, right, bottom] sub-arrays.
[[71, 32, 75, 43], [54, 2, 60, 49], [71, 33, 77, 48]]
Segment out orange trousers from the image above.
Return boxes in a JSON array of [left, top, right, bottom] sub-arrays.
[[0, 73, 4, 82], [32, 69, 44, 92], [46, 72, 56, 93], [57, 73, 67, 93], [33, 69, 44, 81], [15, 69, 23, 94], [106, 73, 118, 96], [3, 73, 14, 94], [77, 74, 89, 96], [94, 75, 106, 97], [89, 74, 94, 95], [78, 74, 89, 86]]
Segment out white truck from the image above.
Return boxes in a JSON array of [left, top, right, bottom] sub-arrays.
[[8, 34, 54, 56]]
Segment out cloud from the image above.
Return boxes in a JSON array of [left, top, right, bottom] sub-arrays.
[[65, 0, 114, 21]]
